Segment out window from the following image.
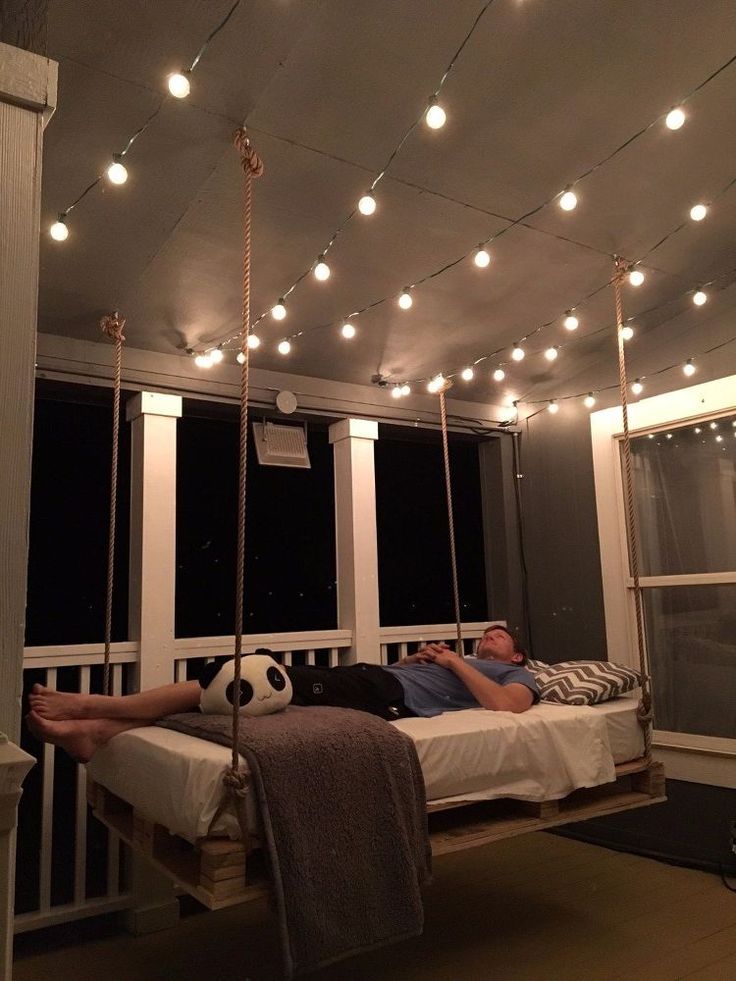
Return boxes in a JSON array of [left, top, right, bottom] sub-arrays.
[[591, 376, 736, 787]]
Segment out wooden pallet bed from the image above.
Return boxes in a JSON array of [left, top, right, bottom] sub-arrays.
[[87, 757, 665, 910]]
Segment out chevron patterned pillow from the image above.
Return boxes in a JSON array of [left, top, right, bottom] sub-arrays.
[[533, 660, 641, 705]]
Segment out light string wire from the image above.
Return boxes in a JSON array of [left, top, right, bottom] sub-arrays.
[[197, 46, 736, 355], [56, 0, 241, 219]]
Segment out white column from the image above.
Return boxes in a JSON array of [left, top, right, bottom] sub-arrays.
[[329, 419, 380, 664], [0, 42, 56, 741], [0, 738, 34, 981], [127, 392, 182, 691], [124, 392, 182, 934]]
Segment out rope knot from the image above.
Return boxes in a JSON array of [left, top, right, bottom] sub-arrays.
[[223, 765, 249, 799], [233, 128, 264, 178], [100, 311, 126, 343]]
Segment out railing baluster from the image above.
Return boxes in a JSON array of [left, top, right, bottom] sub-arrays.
[[329, 648, 339, 668], [306, 649, 315, 666], [282, 651, 292, 668], [74, 666, 90, 904], [107, 664, 122, 897], [39, 666, 57, 913], [174, 659, 187, 684], [399, 643, 408, 663]]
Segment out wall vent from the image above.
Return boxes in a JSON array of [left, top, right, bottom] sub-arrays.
[[253, 421, 311, 469]]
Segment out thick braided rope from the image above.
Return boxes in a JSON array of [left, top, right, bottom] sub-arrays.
[[100, 312, 126, 696], [439, 390, 463, 655], [613, 261, 653, 761], [230, 129, 263, 782]]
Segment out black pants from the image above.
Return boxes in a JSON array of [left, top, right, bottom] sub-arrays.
[[285, 663, 413, 720]]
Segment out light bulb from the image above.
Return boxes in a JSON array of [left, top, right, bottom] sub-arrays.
[[709, 422, 718, 430], [474, 247, 491, 268], [693, 290, 707, 306], [271, 300, 287, 320], [278, 340, 291, 355], [716, 435, 723, 443], [564, 313, 579, 331], [665, 107, 686, 130], [584, 394, 596, 409], [492, 368, 505, 382], [398, 288, 413, 310], [694, 427, 702, 434], [461, 367, 474, 381], [544, 346, 559, 361], [314, 255, 330, 281], [427, 374, 445, 393], [358, 192, 376, 215], [622, 325, 635, 341], [690, 203, 707, 222], [666, 433, 673, 439], [209, 348, 224, 364], [194, 353, 211, 368], [425, 97, 446, 130], [167, 72, 190, 98], [631, 380, 644, 396], [391, 385, 403, 399], [236, 351, 246, 364], [548, 400, 559, 414], [559, 189, 577, 211], [401, 384, 411, 397], [683, 359, 696, 376], [106, 156, 128, 185], [341, 322, 356, 339], [247, 334, 261, 349], [648, 433, 655, 439], [511, 344, 525, 362], [50, 216, 69, 241], [628, 269, 645, 287]]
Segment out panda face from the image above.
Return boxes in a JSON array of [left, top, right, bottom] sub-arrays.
[[199, 654, 293, 717]]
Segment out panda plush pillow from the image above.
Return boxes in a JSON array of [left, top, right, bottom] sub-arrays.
[[199, 653, 292, 717]]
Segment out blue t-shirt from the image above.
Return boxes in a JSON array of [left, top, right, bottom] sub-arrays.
[[383, 657, 540, 718]]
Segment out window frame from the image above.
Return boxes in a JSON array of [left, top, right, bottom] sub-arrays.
[[591, 374, 736, 789]]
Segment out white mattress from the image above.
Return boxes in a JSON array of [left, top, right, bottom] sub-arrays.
[[86, 696, 644, 843]]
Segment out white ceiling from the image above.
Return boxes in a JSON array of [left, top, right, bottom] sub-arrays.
[[39, 0, 736, 410]]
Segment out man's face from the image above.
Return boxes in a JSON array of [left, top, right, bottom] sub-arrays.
[[476, 627, 521, 664]]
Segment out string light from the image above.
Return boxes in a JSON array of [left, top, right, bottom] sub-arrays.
[[50, 216, 69, 241], [665, 107, 686, 130], [694, 427, 702, 434], [341, 322, 356, 339], [666, 433, 673, 439], [690, 203, 708, 222], [622, 325, 635, 340], [209, 347, 224, 364], [628, 269, 645, 287], [474, 247, 491, 268], [425, 96, 447, 130], [693, 289, 707, 306], [236, 351, 245, 364], [247, 334, 260, 349], [683, 359, 696, 376], [710, 422, 718, 430], [401, 384, 411, 396], [544, 346, 559, 362], [278, 340, 291, 355], [559, 188, 578, 211], [427, 374, 445, 393], [271, 300, 287, 320], [398, 288, 413, 310], [511, 343, 525, 362], [167, 72, 191, 98], [314, 255, 330, 281], [547, 400, 559, 414], [584, 394, 596, 409], [461, 367, 474, 381], [106, 155, 128, 185], [358, 192, 376, 216], [391, 385, 403, 399], [564, 312, 579, 331], [631, 379, 644, 396], [194, 353, 211, 368], [716, 434, 723, 443], [492, 368, 505, 382]]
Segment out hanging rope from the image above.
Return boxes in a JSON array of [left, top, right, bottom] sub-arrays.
[[227, 128, 264, 805], [612, 259, 654, 762], [438, 386, 463, 655], [99, 312, 126, 696]]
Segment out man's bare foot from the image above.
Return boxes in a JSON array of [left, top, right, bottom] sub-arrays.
[[28, 684, 90, 721], [25, 711, 101, 763]]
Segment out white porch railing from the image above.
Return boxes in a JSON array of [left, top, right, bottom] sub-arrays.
[[378, 621, 501, 664]]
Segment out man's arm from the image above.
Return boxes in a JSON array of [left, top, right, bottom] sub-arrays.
[[429, 649, 534, 713], [396, 643, 447, 666]]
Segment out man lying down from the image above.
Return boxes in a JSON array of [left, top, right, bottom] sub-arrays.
[[26, 625, 540, 763]]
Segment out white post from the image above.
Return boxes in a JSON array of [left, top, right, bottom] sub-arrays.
[[329, 419, 380, 664], [0, 738, 34, 981], [124, 392, 182, 934]]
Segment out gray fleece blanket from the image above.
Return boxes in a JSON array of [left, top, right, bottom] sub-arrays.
[[157, 706, 431, 977]]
